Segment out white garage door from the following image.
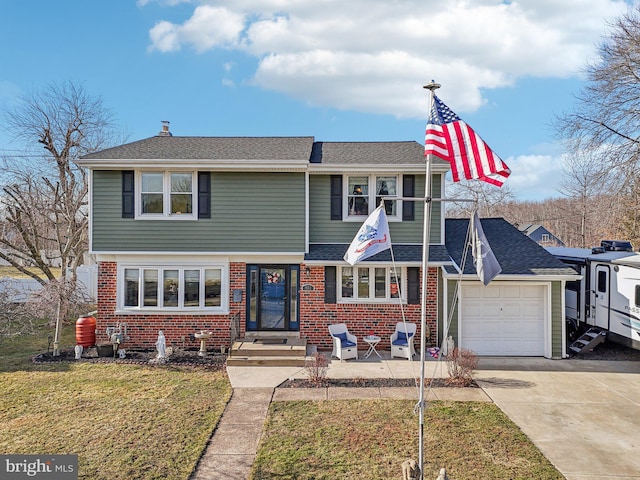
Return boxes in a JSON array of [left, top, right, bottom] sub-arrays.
[[460, 283, 546, 356]]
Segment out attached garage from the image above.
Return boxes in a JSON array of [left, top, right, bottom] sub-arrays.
[[459, 283, 548, 356]]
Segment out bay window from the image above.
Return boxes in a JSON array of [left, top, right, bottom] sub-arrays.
[[122, 266, 225, 311]]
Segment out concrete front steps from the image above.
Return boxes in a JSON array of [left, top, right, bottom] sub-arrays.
[[227, 334, 309, 367]]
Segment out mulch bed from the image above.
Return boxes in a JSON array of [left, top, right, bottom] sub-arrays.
[[32, 340, 639, 388], [33, 347, 227, 369], [278, 377, 478, 388]]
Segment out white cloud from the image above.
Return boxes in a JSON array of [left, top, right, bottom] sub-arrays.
[[149, 5, 245, 53], [146, 0, 629, 116], [506, 153, 569, 200]]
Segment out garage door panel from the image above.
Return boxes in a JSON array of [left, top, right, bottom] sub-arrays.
[[522, 285, 544, 298], [466, 339, 502, 354], [502, 303, 523, 316], [460, 283, 546, 356], [464, 304, 501, 318], [521, 321, 544, 337], [502, 285, 523, 298], [502, 321, 523, 337]]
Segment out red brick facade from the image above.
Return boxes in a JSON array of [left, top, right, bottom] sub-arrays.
[[96, 261, 438, 352]]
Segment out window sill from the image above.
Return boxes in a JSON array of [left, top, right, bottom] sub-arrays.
[[115, 308, 229, 315], [337, 299, 406, 305], [343, 216, 402, 222], [134, 214, 197, 221]]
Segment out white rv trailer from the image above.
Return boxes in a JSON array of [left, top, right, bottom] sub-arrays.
[[548, 241, 640, 350]]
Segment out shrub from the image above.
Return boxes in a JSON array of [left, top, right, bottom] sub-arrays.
[[304, 352, 329, 387], [445, 347, 478, 386]]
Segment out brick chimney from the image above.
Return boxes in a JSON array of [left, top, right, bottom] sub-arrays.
[[158, 120, 172, 137]]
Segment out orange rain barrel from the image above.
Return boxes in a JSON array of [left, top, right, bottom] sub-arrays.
[[75, 316, 97, 347]]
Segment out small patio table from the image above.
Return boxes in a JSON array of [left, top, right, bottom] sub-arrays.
[[363, 335, 382, 359]]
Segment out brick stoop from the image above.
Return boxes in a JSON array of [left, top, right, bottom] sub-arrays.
[[227, 337, 309, 367]]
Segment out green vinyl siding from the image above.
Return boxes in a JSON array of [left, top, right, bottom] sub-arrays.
[[92, 170, 305, 252], [309, 174, 442, 244], [445, 279, 459, 345], [551, 281, 563, 359]]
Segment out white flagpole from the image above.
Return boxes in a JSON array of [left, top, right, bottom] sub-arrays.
[[418, 80, 440, 479]]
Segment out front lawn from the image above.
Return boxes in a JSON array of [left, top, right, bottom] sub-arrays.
[[252, 400, 564, 480], [0, 324, 232, 480]]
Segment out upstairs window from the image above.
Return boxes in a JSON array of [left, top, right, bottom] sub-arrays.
[[347, 176, 369, 216], [139, 171, 195, 218], [345, 175, 399, 220]]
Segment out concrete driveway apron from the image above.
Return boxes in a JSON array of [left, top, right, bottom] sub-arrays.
[[475, 358, 640, 480]]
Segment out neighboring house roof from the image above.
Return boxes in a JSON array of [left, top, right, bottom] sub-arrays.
[[305, 244, 450, 264], [518, 223, 565, 246], [444, 217, 577, 277]]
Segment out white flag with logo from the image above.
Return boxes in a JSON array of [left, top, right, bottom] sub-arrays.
[[344, 205, 391, 265], [471, 212, 501, 285]]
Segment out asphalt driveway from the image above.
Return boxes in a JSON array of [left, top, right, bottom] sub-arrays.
[[475, 358, 640, 480]]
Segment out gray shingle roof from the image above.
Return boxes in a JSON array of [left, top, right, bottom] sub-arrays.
[[445, 217, 577, 276], [81, 136, 316, 160], [305, 244, 450, 263], [80, 136, 450, 168], [310, 141, 449, 166]]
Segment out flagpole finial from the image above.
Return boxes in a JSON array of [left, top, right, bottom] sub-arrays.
[[423, 80, 441, 91]]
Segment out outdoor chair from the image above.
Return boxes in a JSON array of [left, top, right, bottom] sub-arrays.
[[390, 322, 417, 359], [328, 323, 358, 360]]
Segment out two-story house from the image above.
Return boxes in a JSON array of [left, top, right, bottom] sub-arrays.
[[78, 127, 578, 358]]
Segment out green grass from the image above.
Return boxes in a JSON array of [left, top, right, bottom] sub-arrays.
[[1, 324, 563, 479], [252, 400, 564, 480], [0, 324, 232, 480]]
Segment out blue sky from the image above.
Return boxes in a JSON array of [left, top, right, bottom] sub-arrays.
[[0, 0, 633, 200]]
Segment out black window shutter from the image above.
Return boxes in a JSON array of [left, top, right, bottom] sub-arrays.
[[324, 266, 337, 304], [330, 175, 342, 220], [122, 170, 134, 218], [198, 172, 211, 219], [407, 267, 420, 304], [402, 175, 415, 221]]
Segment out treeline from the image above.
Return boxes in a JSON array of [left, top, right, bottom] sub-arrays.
[[447, 193, 639, 250]]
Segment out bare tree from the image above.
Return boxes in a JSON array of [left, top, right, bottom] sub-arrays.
[[444, 180, 515, 218], [556, 5, 640, 239], [1, 82, 115, 281], [1, 81, 117, 352], [558, 150, 612, 248], [559, 6, 640, 176]]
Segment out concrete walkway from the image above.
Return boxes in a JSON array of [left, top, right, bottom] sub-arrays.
[[191, 388, 274, 480], [191, 355, 640, 480]]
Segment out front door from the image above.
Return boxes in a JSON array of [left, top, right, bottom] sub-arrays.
[[594, 264, 611, 330], [247, 265, 299, 331]]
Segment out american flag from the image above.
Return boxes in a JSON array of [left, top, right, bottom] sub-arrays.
[[425, 95, 510, 186]]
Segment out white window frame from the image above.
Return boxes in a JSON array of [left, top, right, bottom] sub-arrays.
[[343, 174, 402, 221], [118, 264, 228, 313], [136, 170, 197, 220], [337, 265, 406, 303]]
